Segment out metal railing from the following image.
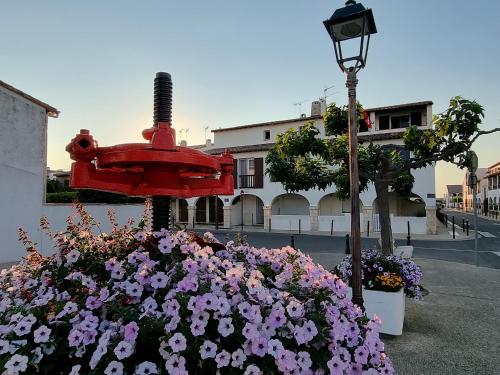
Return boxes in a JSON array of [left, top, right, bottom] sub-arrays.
[[239, 174, 255, 188]]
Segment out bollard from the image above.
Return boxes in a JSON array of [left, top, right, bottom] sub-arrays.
[[268, 218, 271, 233], [330, 220, 334, 235], [452, 216, 455, 239], [291, 235, 295, 249], [406, 221, 411, 246], [345, 234, 350, 255], [466, 220, 469, 236], [299, 219, 301, 234], [367, 221, 370, 237], [462, 218, 465, 232], [445, 214, 448, 228]]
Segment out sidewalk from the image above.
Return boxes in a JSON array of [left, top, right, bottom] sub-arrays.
[[309, 254, 500, 375], [444, 207, 500, 223], [1, 256, 498, 374]]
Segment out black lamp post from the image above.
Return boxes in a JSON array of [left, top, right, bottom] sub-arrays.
[[323, 0, 377, 309], [240, 190, 245, 231]]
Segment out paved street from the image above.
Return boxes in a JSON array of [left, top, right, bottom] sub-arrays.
[[201, 222, 500, 269]]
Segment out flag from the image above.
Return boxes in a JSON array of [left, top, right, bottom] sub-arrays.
[[363, 111, 372, 129]]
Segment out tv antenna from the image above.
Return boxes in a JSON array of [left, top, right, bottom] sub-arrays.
[[293, 100, 306, 117], [323, 84, 336, 102], [204, 126, 209, 142]]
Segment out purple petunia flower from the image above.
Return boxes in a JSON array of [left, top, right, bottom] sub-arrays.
[[33, 325, 51, 343]]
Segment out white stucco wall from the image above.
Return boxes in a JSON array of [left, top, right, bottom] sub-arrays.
[[0, 86, 48, 262], [212, 118, 323, 149]]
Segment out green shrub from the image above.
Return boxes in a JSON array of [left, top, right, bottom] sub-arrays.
[[46, 191, 78, 203]]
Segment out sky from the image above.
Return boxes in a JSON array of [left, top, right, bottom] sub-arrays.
[[1, 0, 499, 197]]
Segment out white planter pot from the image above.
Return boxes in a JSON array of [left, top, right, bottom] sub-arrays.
[[347, 287, 405, 335], [394, 245, 413, 258]]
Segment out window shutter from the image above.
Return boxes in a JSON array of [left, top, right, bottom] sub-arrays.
[[254, 158, 263, 188], [233, 159, 238, 189]]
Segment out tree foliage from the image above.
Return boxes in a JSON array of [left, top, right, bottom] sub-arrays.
[[266, 96, 497, 254]]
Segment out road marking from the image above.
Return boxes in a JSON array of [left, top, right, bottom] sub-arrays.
[[478, 231, 496, 238]]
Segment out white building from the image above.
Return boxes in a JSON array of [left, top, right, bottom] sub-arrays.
[[486, 162, 500, 216], [462, 168, 488, 214], [444, 185, 462, 209], [172, 100, 437, 235], [0, 80, 59, 262]]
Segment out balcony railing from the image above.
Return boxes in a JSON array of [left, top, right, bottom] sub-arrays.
[[239, 174, 255, 188]]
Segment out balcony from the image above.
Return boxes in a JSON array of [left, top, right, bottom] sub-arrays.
[[239, 174, 255, 188]]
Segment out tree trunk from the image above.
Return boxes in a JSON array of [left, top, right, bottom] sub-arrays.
[[374, 178, 394, 255]]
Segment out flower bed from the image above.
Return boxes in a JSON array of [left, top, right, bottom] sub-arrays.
[[335, 249, 423, 299], [0, 207, 394, 374]]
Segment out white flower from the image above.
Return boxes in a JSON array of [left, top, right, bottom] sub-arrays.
[[66, 249, 81, 264], [114, 341, 134, 360], [68, 364, 81, 375], [104, 361, 124, 375], [243, 364, 262, 375], [200, 340, 217, 359], [168, 332, 187, 353], [135, 361, 158, 375], [165, 354, 186, 374], [0, 339, 9, 355], [33, 325, 51, 343], [4, 354, 28, 373]]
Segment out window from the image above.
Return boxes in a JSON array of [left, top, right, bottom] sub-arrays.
[[378, 111, 423, 130], [264, 130, 271, 140], [379, 115, 389, 130], [391, 115, 410, 129], [411, 112, 422, 126]]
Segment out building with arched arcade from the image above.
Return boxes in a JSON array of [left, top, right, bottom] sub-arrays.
[[171, 100, 438, 235]]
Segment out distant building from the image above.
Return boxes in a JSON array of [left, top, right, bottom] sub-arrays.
[[463, 168, 488, 213], [444, 185, 462, 208], [47, 169, 71, 187], [0, 79, 59, 261], [486, 161, 500, 215], [173, 100, 437, 234]]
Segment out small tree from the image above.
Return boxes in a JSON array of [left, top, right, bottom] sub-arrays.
[[266, 97, 498, 254]]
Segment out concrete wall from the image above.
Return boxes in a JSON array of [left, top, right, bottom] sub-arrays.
[[0, 86, 48, 262]]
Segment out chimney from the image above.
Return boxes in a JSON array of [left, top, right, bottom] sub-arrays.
[[311, 100, 322, 116], [319, 98, 327, 114]]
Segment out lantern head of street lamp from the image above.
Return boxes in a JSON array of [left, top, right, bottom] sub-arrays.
[[323, 0, 377, 72]]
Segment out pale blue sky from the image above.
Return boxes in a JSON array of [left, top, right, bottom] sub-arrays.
[[1, 0, 499, 196]]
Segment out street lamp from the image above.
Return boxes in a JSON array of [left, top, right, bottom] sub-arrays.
[[324, 0, 377, 309], [467, 151, 479, 266]]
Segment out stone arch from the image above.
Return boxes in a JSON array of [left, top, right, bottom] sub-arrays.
[[318, 193, 363, 216], [195, 196, 224, 224], [232, 193, 264, 226], [373, 192, 426, 217], [271, 193, 310, 215], [175, 198, 189, 222]]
